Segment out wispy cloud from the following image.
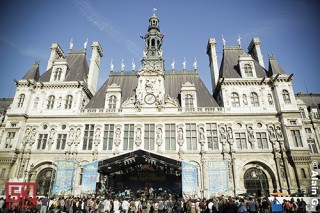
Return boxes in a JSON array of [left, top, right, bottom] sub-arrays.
[[0, 36, 47, 60], [73, 0, 141, 58]]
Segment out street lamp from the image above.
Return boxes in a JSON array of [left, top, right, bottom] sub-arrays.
[[256, 165, 264, 197]]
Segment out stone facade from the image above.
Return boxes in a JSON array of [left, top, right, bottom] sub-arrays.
[[0, 12, 319, 198]]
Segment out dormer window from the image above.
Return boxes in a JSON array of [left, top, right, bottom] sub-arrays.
[[53, 68, 62, 81], [231, 92, 240, 107], [17, 94, 25, 108], [238, 53, 256, 78], [185, 94, 194, 108], [250, 92, 259, 106], [282, 90, 291, 104], [244, 64, 253, 77], [108, 95, 117, 109], [47, 95, 55, 109]]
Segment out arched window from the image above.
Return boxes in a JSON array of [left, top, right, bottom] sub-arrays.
[[17, 94, 25, 108], [250, 92, 259, 106], [65, 95, 73, 109], [244, 167, 269, 197], [108, 95, 117, 109], [282, 90, 291, 104], [244, 64, 253, 77], [53, 68, 62, 81], [36, 168, 55, 196], [299, 108, 306, 118], [231, 92, 240, 107], [185, 94, 194, 108], [47, 95, 55, 109]]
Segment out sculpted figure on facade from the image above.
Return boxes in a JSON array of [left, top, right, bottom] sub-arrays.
[[135, 128, 142, 146], [23, 128, 31, 145], [243, 94, 248, 106], [268, 94, 274, 105], [48, 128, 56, 150], [74, 128, 81, 146], [275, 126, 283, 139], [220, 127, 227, 141], [227, 127, 233, 140], [247, 126, 255, 149], [94, 128, 101, 146], [268, 126, 276, 141]]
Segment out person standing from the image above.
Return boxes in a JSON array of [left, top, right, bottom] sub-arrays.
[[40, 195, 49, 213]]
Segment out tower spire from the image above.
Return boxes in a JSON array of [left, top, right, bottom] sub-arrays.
[[139, 9, 165, 73]]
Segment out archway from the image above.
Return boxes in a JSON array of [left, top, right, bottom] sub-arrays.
[[36, 168, 55, 196], [244, 167, 269, 197]]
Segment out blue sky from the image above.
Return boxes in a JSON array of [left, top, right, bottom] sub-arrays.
[[1, 0, 319, 98]]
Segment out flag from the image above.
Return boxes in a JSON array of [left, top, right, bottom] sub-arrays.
[[140, 35, 145, 39], [161, 34, 165, 40]]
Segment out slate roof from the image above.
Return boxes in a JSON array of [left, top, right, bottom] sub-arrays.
[[219, 46, 267, 78], [0, 98, 13, 113], [295, 93, 320, 108], [268, 54, 287, 76], [39, 51, 89, 83], [85, 71, 218, 109], [22, 62, 40, 81]]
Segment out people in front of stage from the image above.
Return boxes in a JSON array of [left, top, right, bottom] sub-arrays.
[[122, 198, 130, 213]]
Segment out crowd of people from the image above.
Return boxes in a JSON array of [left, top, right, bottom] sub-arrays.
[[0, 192, 319, 213]]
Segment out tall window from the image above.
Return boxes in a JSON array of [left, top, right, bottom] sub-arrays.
[[144, 124, 155, 150], [83, 124, 94, 150], [256, 132, 268, 149], [53, 68, 62, 81], [56, 134, 67, 150], [185, 94, 194, 108], [17, 94, 25, 108], [300, 108, 306, 118], [244, 64, 253, 77], [47, 95, 55, 109], [165, 124, 176, 150], [236, 132, 247, 149], [108, 95, 117, 109], [5, 132, 16, 148], [250, 92, 259, 106], [291, 130, 302, 147], [231, 92, 240, 107], [282, 90, 291, 104], [308, 140, 318, 153], [37, 134, 48, 150], [124, 124, 134, 150], [186, 123, 197, 150], [206, 123, 218, 150], [65, 95, 73, 109], [103, 124, 114, 150]]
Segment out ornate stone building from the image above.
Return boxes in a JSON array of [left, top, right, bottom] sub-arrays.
[[0, 12, 319, 198]]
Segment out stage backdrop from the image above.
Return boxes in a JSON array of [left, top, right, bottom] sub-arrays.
[[52, 160, 75, 196], [81, 161, 98, 194], [182, 161, 198, 197]]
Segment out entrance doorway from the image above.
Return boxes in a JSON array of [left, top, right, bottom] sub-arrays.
[[244, 167, 269, 197], [36, 168, 55, 196]]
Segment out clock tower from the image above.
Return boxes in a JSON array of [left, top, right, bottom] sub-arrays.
[[135, 10, 166, 109]]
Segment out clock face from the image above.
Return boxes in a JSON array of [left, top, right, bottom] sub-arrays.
[[145, 94, 156, 104]]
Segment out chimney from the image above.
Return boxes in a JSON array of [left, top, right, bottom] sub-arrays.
[[46, 43, 64, 71], [88, 41, 103, 95], [248, 38, 265, 68], [206, 38, 219, 94]]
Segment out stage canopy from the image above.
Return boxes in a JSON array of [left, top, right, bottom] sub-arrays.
[[98, 149, 182, 175]]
